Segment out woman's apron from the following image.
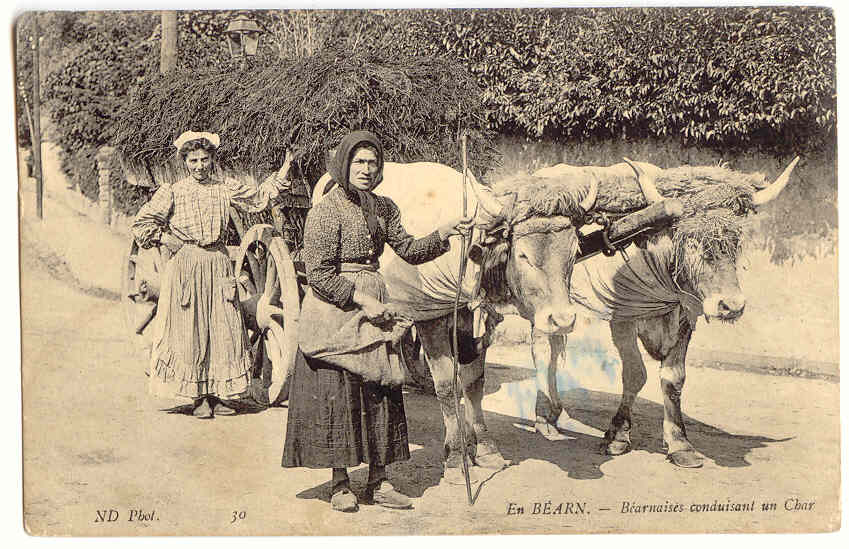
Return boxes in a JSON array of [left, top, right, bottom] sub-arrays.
[[297, 263, 407, 386]]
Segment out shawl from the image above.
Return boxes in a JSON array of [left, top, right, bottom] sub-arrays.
[[327, 130, 386, 256]]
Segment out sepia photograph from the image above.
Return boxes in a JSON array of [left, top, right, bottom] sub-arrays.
[[11, 2, 842, 538]]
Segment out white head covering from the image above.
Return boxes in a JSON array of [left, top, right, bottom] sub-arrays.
[[173, 131, 220, 151]]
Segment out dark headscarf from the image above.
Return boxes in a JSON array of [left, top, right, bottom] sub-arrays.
[[328, 130, 385, 256]]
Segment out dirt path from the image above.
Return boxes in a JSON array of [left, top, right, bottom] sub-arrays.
[[21, 234, 840, 535], [19, 148, 841, 536]]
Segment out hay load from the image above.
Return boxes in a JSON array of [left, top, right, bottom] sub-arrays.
[[113, 47, 498, 199]]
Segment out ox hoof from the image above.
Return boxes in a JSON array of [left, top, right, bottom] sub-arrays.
[[535, 421, 574, 441], [668, 450, 704, 468], [604, 440, 631, 456]]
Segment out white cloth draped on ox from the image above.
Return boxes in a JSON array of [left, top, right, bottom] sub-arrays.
[[569, 237, 704, 327], [379, 232, 484, 323]]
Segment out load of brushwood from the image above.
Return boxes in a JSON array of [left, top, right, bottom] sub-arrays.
[[112, 46, 498, 219], [525, 162, 773, 271], [594, 164, 765, 217], [590, 163, 766, 273]]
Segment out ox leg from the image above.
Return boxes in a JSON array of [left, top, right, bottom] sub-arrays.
[[462, 348, 509, 470], [604, 320, 647, 456], [531, 329, 571, 441], [657, 324, 702, 468], [416, 316, 475, 482]]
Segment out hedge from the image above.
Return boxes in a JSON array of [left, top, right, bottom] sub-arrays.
[[31, 8, 835, 222]]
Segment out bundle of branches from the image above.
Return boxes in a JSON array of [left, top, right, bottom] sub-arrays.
[[588, 164, 762, 278], [113, 46, 498, 196], [593, 165, 763, 217]]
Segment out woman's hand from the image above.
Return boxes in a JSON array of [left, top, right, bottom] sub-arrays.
[[276, 148, 305, 181], [353, 290, 390, 323], [159, 231, 183, 256], [437, 214, 475, 240]]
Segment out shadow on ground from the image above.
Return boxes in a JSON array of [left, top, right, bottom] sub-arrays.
[[295, 361, 791, 501]]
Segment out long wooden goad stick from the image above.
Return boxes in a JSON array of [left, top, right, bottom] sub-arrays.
[[451, 132, 473, 505]]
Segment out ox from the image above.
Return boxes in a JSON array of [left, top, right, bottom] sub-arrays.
[[531, 157, 799, 468], [313, 161, 649, 482]]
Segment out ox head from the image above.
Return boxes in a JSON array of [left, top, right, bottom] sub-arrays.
[[625, 156, 799, 322], [468, 173, 599, 335]]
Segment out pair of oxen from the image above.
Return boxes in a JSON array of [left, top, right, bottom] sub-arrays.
[[314, 154, 799, 481]]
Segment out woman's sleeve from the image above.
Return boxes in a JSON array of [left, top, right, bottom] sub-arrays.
[[227, 175, 283, 213], [131, 185, 173, 249], [302, 203, 355, 308], [384, 197, 450, 265]]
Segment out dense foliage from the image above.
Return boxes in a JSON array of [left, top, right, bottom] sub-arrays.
[[387, 7, 835, 156], [35, 12, 158, 201], [22, 7, 835, 250]]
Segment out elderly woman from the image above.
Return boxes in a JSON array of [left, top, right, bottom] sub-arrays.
[[282, 130, 472, 512], [132, 131, 293, 419]]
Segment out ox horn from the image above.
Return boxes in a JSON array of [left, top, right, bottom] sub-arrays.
[[466, 168, 505, 219], [752, 156, 800, 206], [623, 157, 664, 204], [579, 174, 599, 212]]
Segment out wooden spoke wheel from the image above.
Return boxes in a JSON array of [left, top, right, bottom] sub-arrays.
[[235, 224, 301, 407], [399, 325, 435, 394]]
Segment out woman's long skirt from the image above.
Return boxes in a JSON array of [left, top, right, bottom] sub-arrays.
[[282, 268, 410, 469], [281, 353, 410, 468], [148, 243, 252, 399]]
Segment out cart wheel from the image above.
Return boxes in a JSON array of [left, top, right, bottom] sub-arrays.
[[399, 325, 435, 394], [236, 224, 300, 407], [122, 239, 164, 340]]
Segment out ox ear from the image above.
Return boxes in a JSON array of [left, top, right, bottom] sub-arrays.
[[752, 156, 800, 206], [469, 233, 503, 263]]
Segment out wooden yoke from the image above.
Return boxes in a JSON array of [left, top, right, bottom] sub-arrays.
[[577, 198, 684, 262]]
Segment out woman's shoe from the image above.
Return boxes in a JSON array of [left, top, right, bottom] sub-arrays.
[[330, 489, 359, 512], [366, 481, 412, 509], [212, 400, 236, 416], [192, 397, 213, 419]]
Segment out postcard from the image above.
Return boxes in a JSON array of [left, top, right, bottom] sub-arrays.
[[17, 7, 840, 536]]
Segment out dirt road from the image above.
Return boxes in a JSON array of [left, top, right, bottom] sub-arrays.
[[21, 231, 840, 536], [18, 149, 840, 536]]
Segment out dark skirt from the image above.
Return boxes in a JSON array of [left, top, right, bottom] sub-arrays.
[[281, 351, 410, 469]]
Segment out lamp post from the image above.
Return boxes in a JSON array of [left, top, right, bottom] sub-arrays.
[[225, 12, 263, 68]]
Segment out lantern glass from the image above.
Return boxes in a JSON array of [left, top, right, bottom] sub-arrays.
[[244, 32, 260, 56], [226, 33, 244, 58]]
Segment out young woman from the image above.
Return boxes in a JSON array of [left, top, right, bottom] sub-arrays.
[[282, 130, 472, 512], [132, 131, 293, 418]]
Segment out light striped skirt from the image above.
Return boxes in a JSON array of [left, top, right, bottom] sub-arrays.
[[148, 243, 252, 399]]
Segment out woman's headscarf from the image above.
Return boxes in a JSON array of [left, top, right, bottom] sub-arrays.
[[328, 130, 385, 256]]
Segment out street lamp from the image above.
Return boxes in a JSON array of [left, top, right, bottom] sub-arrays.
[[225, 13, 263, 59]]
